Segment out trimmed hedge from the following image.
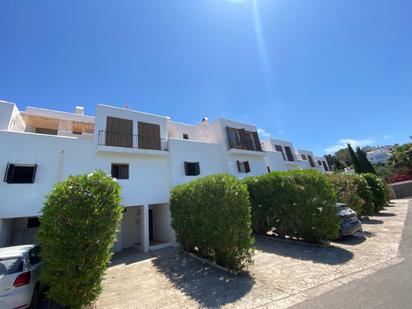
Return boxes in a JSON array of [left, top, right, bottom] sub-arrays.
[[38, 171, 123, 309], [244, 170, 340, 242], [170, 174, 254, 272], [326, 173, 374, 216], [363, 173, 390, 212]]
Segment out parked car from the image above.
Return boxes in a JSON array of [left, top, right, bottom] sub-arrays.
[[0, 244, 42, 309], [336, 203, 363, 237]]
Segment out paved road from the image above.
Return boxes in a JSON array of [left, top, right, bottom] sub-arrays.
[[293, 199, 412, 309]]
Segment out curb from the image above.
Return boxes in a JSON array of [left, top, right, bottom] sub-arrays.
[[256, 234, 332, 248], [177, 247, 241, 275]]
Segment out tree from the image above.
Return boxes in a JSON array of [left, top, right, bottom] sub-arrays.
[[356, 147, 376, 174], [38, 170, 123, 308], [389, 143, 412, 170], [348, 143, 361, 173], [335, 148, 352, 167], [324, 154, 345, 171]]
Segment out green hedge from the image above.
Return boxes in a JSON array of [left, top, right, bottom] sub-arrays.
[[244, 170, 339, 242], [170, 174, 254, 272], [38, 171, 123, 309], [363, 173, 390, 212], [326, 173, 374, 216]]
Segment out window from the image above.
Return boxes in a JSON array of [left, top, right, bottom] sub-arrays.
[[275, 145, 286, 160], [267, 166, 271, 173], [237, 160, 251, 173], [184, 162, 200, 176], [4, 164, 37, 184], [35, 128, 58, 135], [308, 155, 316, 168], [111, 164, 129, 179], [301, 154, 307, 160], [318, 160, 322, 166], [322, 161, 329, 171], [27, 217, 40, 228], [284, 146, 295, 161], [226, 127, 262, 151], [227, 127, 242, 148], [183, 133, 189, 140]]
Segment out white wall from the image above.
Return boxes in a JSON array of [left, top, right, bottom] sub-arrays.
[[94, 104, 168, 149], [0, 101, 15, 130], [169, 138, 224, 186], [120, 206, 142, 249], [265, 151, 288, 172], [152, 204, 174, 242]]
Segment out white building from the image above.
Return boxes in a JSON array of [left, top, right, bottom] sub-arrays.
[[367, 148, 392, 164], [316, 156, 331, 172], [0, 100, 326, 253]]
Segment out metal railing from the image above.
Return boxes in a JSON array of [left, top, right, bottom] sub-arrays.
[[227, 139, 263, 152], [98, 130, 168, 151]]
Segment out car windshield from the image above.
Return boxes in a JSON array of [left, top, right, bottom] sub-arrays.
[[0, 258, 23, 276]]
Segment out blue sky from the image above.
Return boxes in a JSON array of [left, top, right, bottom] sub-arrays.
[[1, 0, 411, 155]]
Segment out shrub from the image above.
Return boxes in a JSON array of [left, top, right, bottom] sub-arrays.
[[170, 174, 254, 272], [363, 173, 390, 212], [244, 170, 339, 242], [38, 171, 123, 309], [326, 173, 374, 216]]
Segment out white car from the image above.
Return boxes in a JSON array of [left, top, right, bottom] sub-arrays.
[[0, 244, 42, 309]]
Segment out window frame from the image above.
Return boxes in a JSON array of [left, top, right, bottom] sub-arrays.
[[184, 161, 200, 176], [4, 163, 37, 184], [111, 163, 129, 180], [237, 160, 251, 173]]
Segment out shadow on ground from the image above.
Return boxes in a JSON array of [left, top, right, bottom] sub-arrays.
[[109, 247, 156, 267], [255, 236, 353, 265], [151, 250, 254, 308], [333, 234, 367, 246], [362, 218, 384, 225], [375, 212, 396, 217]]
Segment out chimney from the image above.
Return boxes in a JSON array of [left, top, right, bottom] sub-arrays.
[[75, 106, 84, 116], [202, 117, 209, 124]]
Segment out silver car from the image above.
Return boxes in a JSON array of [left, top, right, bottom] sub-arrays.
[[336, 203, 363, 237], [0, 244, 42, 309]]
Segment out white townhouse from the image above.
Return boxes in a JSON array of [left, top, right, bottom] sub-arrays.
[[0, 100, 326, 253], [316, 156, 331, 172]]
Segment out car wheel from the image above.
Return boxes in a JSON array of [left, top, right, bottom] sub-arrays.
[[30, 284, 40, 309]]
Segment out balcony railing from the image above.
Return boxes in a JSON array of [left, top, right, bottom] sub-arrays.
[[227, 139, 263, 152], [98, 130, 168, 151]]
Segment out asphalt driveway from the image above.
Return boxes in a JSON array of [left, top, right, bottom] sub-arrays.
[[95, 199, 409, 308]]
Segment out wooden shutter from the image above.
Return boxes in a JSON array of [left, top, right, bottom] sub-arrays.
[[236, 160, 241, 172], [244, 161, 251, 173], [226, 126, 235, 149], [138, 122, 161, 150], [184, 162, 189, 176], [106, 117, 133, 147], [195, 162, 200, 176], [252, 131, 262, 151], [239, 129, 247, 150]]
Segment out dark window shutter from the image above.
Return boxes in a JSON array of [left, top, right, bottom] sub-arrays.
[[184, 162, 189, 176], [31, 164, 38, 183], [252, 131, 262, 151], [239, 129, 247, 149], [195, 162, 200, 175], [236, 160, 241, 172], [4, 163, 12, 183], [244, 161, 251, 173], [267, 166, 271, 173]]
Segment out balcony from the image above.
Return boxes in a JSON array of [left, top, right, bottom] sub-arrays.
[[97, 130, 168, 155]]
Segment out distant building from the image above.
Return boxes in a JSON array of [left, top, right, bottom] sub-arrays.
[[367, 148, 392, 164]]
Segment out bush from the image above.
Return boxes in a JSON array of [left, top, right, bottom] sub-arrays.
[[363, 173, 390, 212], [170, 174, 254, 272], [38, 171, 123, 309], [244, 170, 339, 242], [326, 173, 374, 216]]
